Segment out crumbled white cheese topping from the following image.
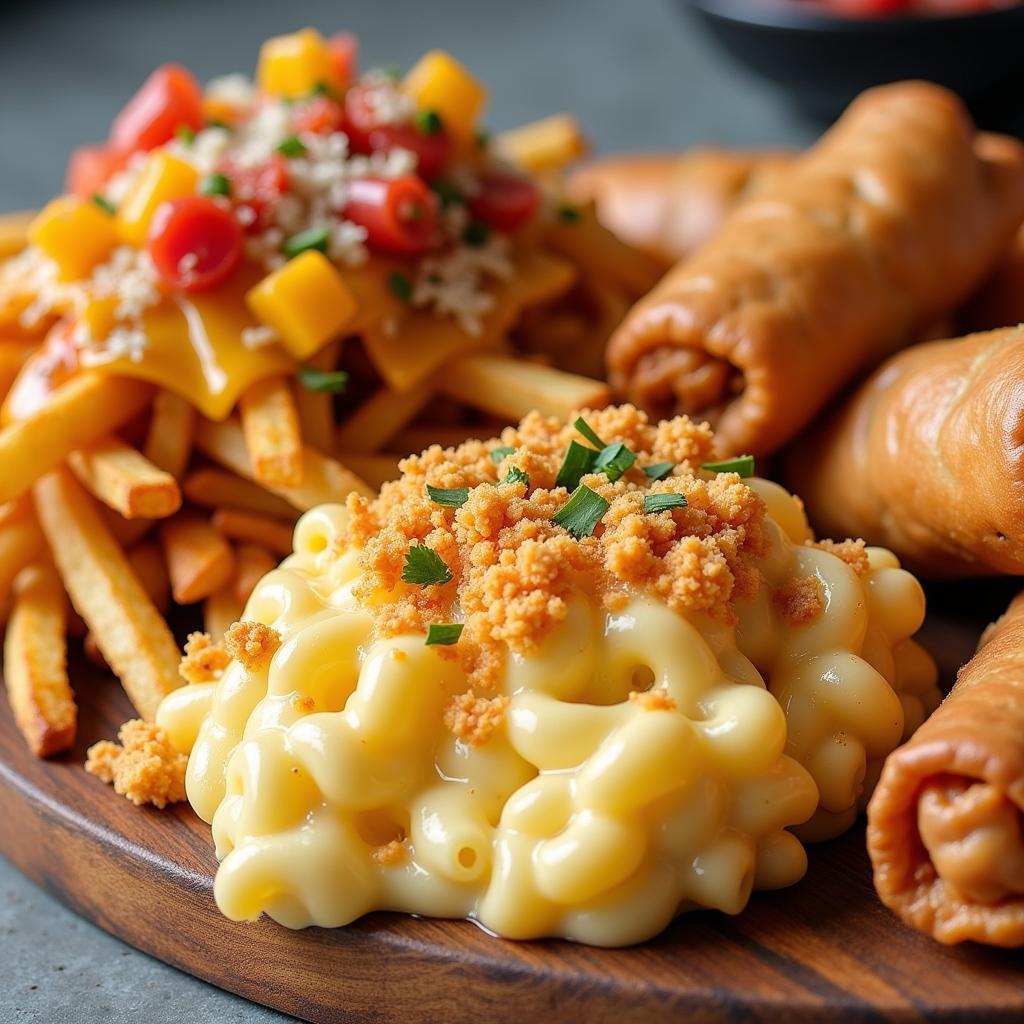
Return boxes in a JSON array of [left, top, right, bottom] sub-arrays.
[[205, 73, 257, 111]]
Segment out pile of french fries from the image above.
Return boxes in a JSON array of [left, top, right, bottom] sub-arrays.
[[0, 116, 664, 760]]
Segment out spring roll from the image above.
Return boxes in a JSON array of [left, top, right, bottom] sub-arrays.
[[607, 82, 1024, 457], [567, 148, 792, 263], [787, 325, 1024, 578], [867, 591, 1024, 946], [960, 225, 1024, 333]]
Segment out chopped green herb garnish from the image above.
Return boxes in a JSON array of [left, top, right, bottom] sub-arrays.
[[551, 484, 609, 539], [497, 466, 529, 488], [206, 119, 232, 132], [594, 442, 636, 482], [310, 80, 335, 97], [175, 124, 196, 145], [555, 440, 598, 491], [490, 445, 515, 465], [388, 271, 413, 302], [643, 462, 675, 482], [475, 127, 492, 149], [426, 484, 469, 508], [643, 493, 688, 514], [282, 226, 330, 259], [91, 194, 116, 216], [462, 221, 490, 247], [401, 544, 453, 587], [276, 135, 307, 157], [557, 204, 581, 224], [426, 622, 463, 646], [297, 367, 349, 393], [573, 416, 605, 450], [199, 172, 232, 199], [701, 455, 755, 479], [430, 179, 464, 208], [414, 109, 444, 135]]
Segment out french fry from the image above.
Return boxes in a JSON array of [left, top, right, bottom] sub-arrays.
[[0, 374, 154, 504], [204, 587, 244, 642], [211, 507, 294, 556], [0, 210, 34, 260], [294, 340, 340, 453], [68, 437, 182, 519], [388, 424, 487, 455], [0, 503, 46, 617], [32, 468, 180, 720], [183, 467, 298, 521], [0, 340, 35, 402], [143, 389, 195, 479], [3, 563, 74, 757], [159, 511, 235, 605], [494, 114, 587, 172], [239, 375, 304, 487], [127, 541, 171, 613], [232, 543, 278, 605], [438, 353, 610, 421], [196, 417, 374, 509], [99, 506, 154, 549], [335, 385, 434, 454], [336, 452, 402, 490]]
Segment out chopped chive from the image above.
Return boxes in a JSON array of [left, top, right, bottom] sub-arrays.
[[557, 204, 581, 224], [643, 462, 674, 482], [497, 466, 529, 488], [401, 544, 453, 587], [175, 124, 196, 145], [594, 442, 636, 482], [199, 172, 232, 199], [643, 493, 688, 514], [414, 109, 444, 135], [276, 135, 307, 157], [701, 455, 755, 479], [430, 179, 464, 208], [282, 226, 330, 259], [426, 622, 463, 646], [426, 484, 469, 508], [91, 194, 116, 216], [555, 440, 598, 491], [462, 222, 490, 248], [206, 119, 232, 132], [490, 445, 515, 465], [551, 484, 609, 539], [573, 416, 605, 449], [388, 271, 413, 302], [297, 367, 349, 393]]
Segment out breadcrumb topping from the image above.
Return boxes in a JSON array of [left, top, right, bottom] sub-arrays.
[[772, 575, 825, 625], [810, 538, 870, 576], [629, 689, 678, 712], [444, 691, 510, 747], [179, 631, 230, 683], [340, 405, 767, 690], [372, 838, 409, 866], [224, 620, 282, 670], [85, 720, 187, 808]]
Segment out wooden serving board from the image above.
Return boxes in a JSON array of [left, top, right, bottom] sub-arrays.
[[2, 582, 1023, 1024]]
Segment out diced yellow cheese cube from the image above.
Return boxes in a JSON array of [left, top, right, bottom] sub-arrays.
[[116, 152, 199, 247], [245, 251, 357, 359], [28, 197, 119, 281], [403, 51, 487, 143], [257, 28, 332, 99]]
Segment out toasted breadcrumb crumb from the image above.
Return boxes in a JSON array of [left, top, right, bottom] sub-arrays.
[[372, 838, 409, 866], [224, 620, 282, 670], [629, 689, 677, 711], [85, 720, 186, 808], [179, 630, 231, 683], [444, 691, 510, 747], [292, 694, 315, 713], [772, 575, 825, 625], [811, 538, 870, 576]]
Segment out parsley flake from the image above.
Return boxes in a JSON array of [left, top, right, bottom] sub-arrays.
[[175, 124, 196, 145], [91, 195, 116, 216], [401, 545, 453, 588], [643, 462, 674, 482], [388, 272, 413, 302], [297, 367, 349, 393], [551, 484, 609, 539], [426, 484, 469, 508], [415, 109, 444, 135], [490, 445, 515, 465], [643, 493, 688, 514], [497, 466, 529, 488], [557, 204, 582, 224], [426, 623, 463, 646], [199, 172, 232, 199], [276, 135, 307, 157], [283, 226, 330, 259], [701, 455, 755, 479]]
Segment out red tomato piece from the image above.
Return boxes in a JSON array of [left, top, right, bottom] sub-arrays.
[[368, 123, 452, 180], [343, 175, 438, 256], [327, 32, 359, 91], [147, 197, 243, 292], [65, 144, 128, 198], [220, 153, 289, 232], [292, 95, 344, 136], [110, 64, 204, 154], [468, 170, 540, 232], [341, 83, 379, 153]]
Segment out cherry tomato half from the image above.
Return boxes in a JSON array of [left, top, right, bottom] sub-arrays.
[[468, 170, 539, 233], [147, 196, 243, 292], [220, 153, 289, 232], [65, 144, 128, 199], [326, 32, 359, 91], [341, 83, 380, 153], [343, 175, 438, 256], [292, 95, 344, 136], [110, 64, 204, 154], [368, 123, 452, 180]]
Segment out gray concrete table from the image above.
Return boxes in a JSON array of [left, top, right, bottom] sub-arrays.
[[0, 1, 816, 1021]]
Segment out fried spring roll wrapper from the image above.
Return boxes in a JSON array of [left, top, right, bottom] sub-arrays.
[[960, 225, 1024, 333], [607, 82, 1024, 457], [788, 326, 1024, 577], [867, 592, 1024, 946], [568, 148, 792, 263]]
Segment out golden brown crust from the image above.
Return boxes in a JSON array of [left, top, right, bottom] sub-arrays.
[[628, 689, 677, 712], [223, 620, 282, 671], [960, 225, 1024, 333], [788, 326, 1024, 577], [771, 576, 825, 626], [808, 539, 870, 577], [85, 719, 187, 809], [178, 630, 230, 684], [607, 82, 1024, 457], [372, 839, 409, 866], [866, 590, 1024, 946], [443, 691, 510, 747]]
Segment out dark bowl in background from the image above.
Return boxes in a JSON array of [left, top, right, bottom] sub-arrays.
[[682, 0, 1024, 129]]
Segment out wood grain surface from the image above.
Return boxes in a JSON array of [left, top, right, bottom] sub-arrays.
[[1, 584, 1023, 1024]]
